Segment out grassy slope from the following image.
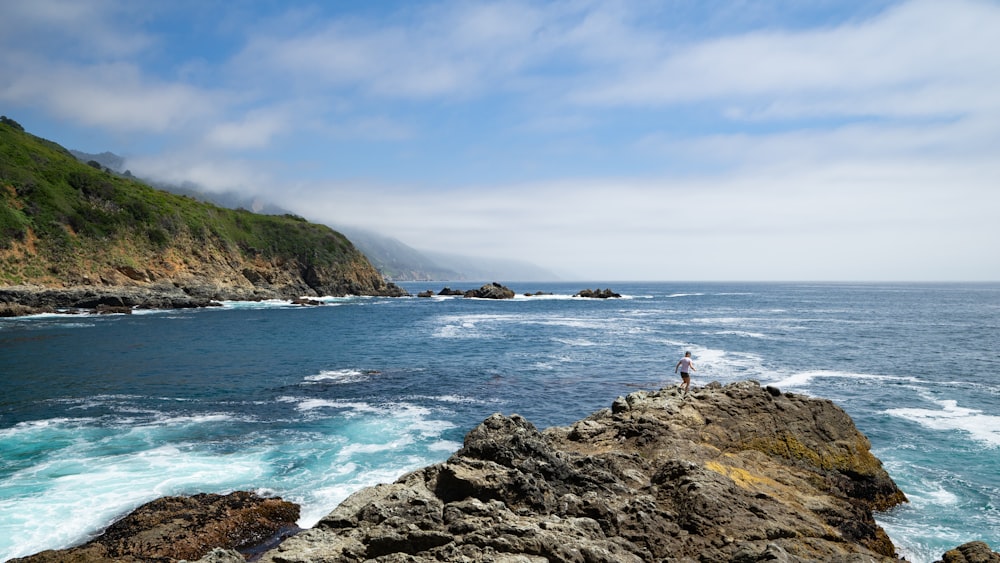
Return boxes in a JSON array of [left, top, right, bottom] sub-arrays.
[[0, 119, 376, 290]]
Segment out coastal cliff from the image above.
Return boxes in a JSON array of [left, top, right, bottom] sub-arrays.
[[0, 118, 405, 313], [20, 380, 1000, 562]]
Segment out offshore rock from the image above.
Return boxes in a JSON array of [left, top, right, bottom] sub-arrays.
[[11, 491, 299, 563], [257, 381, 910, 563], [574, 288, 621, 298], [463, 282, 515, 299]]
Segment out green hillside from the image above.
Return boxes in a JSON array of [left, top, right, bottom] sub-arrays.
[[0, 116, 402, 298]]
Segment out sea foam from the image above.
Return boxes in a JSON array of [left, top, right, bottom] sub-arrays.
[[887, 398, 1000, 448]]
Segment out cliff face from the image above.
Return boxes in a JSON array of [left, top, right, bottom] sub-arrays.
[[259, 381, 908, 563], [0, 119, 405, 310]]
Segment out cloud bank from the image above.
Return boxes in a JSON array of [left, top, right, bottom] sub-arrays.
[[1, 0, 997, 280]]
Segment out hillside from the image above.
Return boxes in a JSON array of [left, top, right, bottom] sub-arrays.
[[0, 117, 404, 309]]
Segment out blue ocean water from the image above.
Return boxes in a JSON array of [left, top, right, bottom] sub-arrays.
[[1, 282, 997, 562]]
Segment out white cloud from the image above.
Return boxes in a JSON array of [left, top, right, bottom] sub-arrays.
[[205, 109, 291, 150], [575, 0, 1000, 119], [2, 0, 998, 280], [0, 0, 153, 58], [0, 58, 218, 133]]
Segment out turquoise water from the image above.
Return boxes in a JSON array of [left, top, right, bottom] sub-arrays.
[[1, 282, 998, 561]]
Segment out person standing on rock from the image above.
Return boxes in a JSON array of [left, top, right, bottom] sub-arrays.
[[674, 351, 696, 393]]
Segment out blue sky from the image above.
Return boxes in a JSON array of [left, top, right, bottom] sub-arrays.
[[2, 0, 998, 281]]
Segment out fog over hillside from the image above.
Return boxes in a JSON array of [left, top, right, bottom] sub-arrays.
[[70, 150, 560, 282]]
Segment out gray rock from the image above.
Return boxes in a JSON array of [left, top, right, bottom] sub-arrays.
[[257, 381, 911, 563]]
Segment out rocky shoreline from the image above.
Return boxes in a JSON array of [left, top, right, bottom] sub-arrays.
[[11, 381, 1000, 562], [0, 279, 408, 317]]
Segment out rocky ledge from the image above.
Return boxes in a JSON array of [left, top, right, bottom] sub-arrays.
[[258, 380, 913, 562], [12, 491, 299, 563], [15, 381, 1000, 562], [0, 278, 408, 316]]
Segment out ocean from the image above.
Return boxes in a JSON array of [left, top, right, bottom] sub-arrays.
[[0, 282, 997, 562]]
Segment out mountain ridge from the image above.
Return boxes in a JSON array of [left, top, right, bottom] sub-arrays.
[[0, 117, 405, 312]]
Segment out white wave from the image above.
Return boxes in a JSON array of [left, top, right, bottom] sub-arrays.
[[714, 330, 769, 339], [337, 437, 415, 460], [0, 445, 268, 561], [303, 369, 374, 384], [512, 293, 576, 300], [428, 440, 462, 452], [553, 338, 597, 347], [666, 293, 705, 298], [886, 399, 1000, 448], [433, 323, 478, 339], [293, 399, 381, 413], [766, 370, 923, 391], [400, 394, 490, 405], [218, 299, 296, 309]]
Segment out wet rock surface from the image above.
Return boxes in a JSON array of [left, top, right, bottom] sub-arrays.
[[10, 492, 299, 563]]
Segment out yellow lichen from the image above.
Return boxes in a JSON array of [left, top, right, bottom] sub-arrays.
[[704, 460, 783, 490]]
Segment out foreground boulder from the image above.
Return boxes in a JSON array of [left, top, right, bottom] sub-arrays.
[[11, 492, 299, 563], [935, 541, 1000, 563], [258, 381, 910, 562]]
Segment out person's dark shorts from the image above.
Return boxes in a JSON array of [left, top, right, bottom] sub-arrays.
[[680, 372, 690, 379]]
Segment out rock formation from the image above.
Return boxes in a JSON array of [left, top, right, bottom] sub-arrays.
[[463, 283, 515, 300], [574, 288, 621, 299], [14, 382, 1000, 562], [10, 491, 299, 563], [258, 381, 909, 562], [416, 284, 516, 299]]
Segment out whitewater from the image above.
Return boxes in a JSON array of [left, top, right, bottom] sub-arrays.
[[1, 282, 997, 562]]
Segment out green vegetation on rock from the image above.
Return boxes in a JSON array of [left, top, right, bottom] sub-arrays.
[[0, 117, 402, 298]]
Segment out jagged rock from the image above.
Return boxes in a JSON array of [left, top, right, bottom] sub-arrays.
[[417, 290, 435, 297], [15, 382, 992, 562], [574, 288, 621, 298], [181, 548, 245, 563], [438, 287, 465, 296], [93, 304, 133, 315], [463, 282, 515, 299], [935, 541, 1000, 563], [256, 381, 911, 563], [10, 491, 300, 563]]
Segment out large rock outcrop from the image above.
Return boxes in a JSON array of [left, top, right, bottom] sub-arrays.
[[15, 382, 1000, 562], [258, 381, 909, 562]]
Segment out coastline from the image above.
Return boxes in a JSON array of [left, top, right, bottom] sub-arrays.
[[0, 280, 410, 317], [16, 381, 998, 563]]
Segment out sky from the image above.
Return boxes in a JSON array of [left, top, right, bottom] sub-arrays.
[[1, 0, 998, 281]]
